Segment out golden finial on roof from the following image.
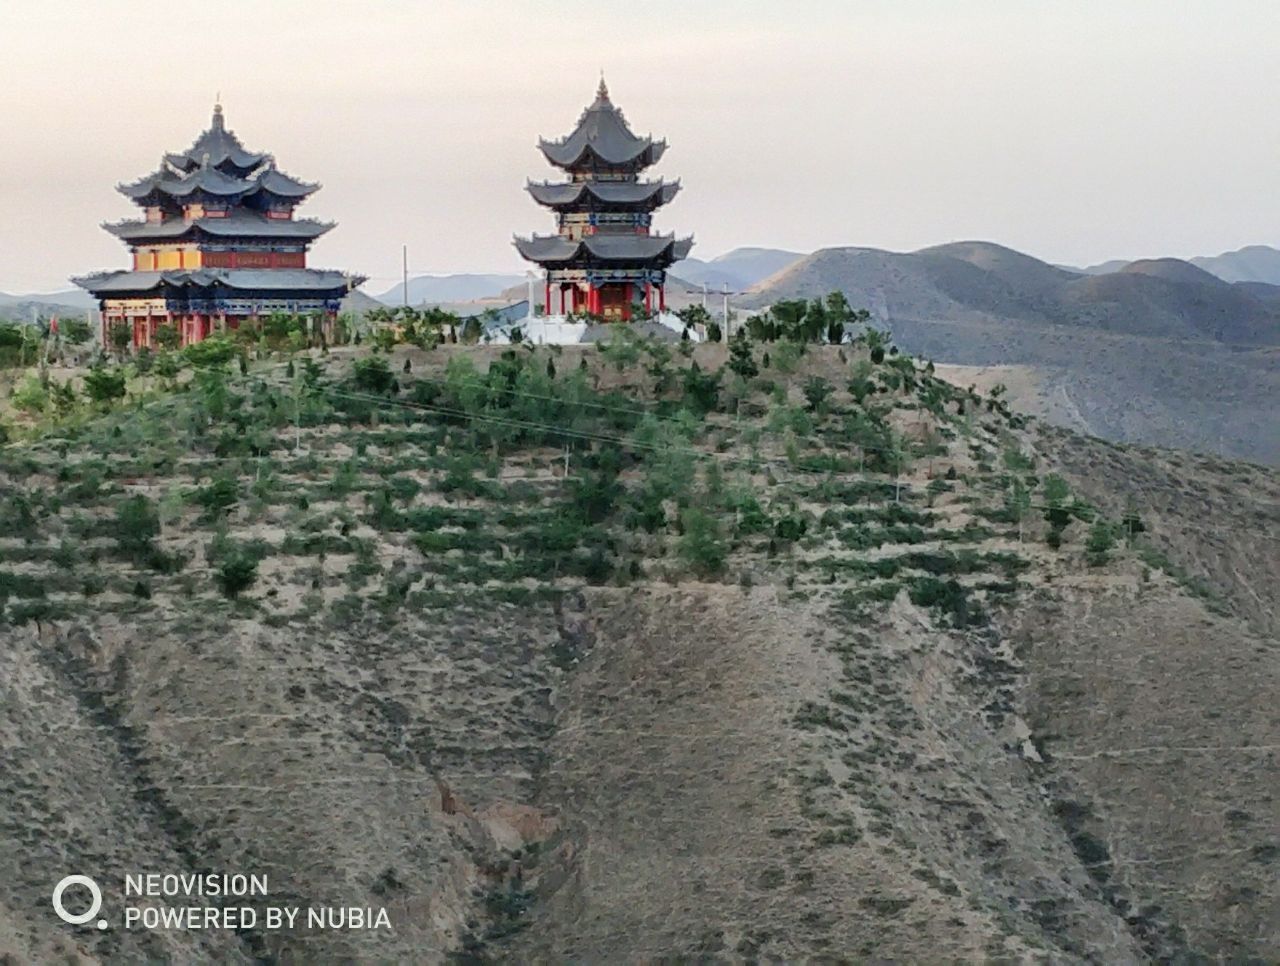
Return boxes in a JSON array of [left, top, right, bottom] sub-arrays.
[[597, 72, 609, 101]]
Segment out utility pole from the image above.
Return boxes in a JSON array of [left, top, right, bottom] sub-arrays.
[[402, 245, 409, 308], [701, 282, 708, 310], [722, 283, 730, 339]]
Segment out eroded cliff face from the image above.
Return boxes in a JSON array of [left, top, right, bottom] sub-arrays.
[[7, 564, 1273, 963]]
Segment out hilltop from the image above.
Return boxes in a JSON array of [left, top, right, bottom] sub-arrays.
[[1079, 244, 1280, 286], [0, 322, 1275, 962]]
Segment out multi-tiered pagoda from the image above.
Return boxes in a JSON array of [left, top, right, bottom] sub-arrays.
[[75, 104, 363, 348], [516, 79, 692, 321]]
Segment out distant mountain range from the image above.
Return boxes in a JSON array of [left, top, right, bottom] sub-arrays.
[[741, 241, 1278, 464], [0, 289, 94, 319], [375, 274, 526, 306], [1074, 244, 1280, 284], [746, 241, 1279, 346], [670, 247, 805, 292]]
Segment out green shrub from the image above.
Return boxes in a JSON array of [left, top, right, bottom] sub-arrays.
[[1085, 519, 1116, 566], [181, 336, 238, 369], [195, 476, 240, 519], [114, 495, 160, 558], [908, 576, 980, 627], [215, 552, 259, 598], [353, 356, 397, 394], [678, 507, 727, 576]]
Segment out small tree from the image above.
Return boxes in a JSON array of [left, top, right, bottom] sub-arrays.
[[1004, 477, 1031, 542], [681, 361, 721, 416], [352, 356, 396, 394], [11, 375, 48, 414], [678, 508, 727, 577], [861, 326, 893, 364], [107, 322, 132, 356], [1042, 474, 1072, 547], [153, 323, 182, 351], [727, 331, 758, 380], [1086, 519, 1116, 566], [802, 376, 832, 414], [83, 365, 127, 408], [847, 360, 875, 404], [215, 549, 259, 598]]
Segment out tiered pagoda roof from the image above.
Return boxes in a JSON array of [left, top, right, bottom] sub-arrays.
[[164, 104, 268, 174], [537, 80, 668, 169], [115, 158, 318, 213], [516, 79, 692, 276], [75, 103, 362, 320]]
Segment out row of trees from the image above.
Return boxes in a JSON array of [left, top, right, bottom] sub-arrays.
[[674, 293, 874, 346]]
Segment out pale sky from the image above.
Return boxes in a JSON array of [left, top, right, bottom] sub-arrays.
[[1, 0, 1278, 294]]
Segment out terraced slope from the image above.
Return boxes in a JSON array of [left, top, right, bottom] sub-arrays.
[[1, 338, 1275, 961]]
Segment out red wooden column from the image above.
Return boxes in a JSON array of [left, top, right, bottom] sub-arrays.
[[559, 286, 566, 315], [544, 281, 551, 314], [659, 285, 666, 312]]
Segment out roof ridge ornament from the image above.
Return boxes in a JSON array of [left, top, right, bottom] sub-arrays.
[[597, 72, 609, 102], [211, 99, 224, 132]]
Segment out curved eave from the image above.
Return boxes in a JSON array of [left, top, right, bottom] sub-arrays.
[[514, 235, 579, 264], [514, 233, 693, 266], [166, 147, 268, 175], [254, 167, 321, 200], [526, 179, 680, 210], [101, 216, 335, 243], [161, 175, 256, 200], [537, 138, 664, 170], [73, 268, 363, 296]]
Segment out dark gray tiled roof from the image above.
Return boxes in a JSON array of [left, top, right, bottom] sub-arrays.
[[74, 268, 359, 295], [538, 82, 666, 169], [514, 233, 693, 264], [120, 108, 317, 208], [527, 179, 679, 208], [118, 168, 169, 200], [117, 164, 253, 203], [162, 165, 256, 198], [104, 213, 333, 242], [514, 235, 579, 262], [166, 104, 268, 173], [255, 164, 318, 199]]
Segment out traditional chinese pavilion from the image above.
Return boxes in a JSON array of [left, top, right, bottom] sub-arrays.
[[515, 78, 692, 321], [74, 104, 364, 348]]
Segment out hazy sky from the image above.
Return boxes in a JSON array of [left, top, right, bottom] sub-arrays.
[[2, 0, 1278, 294]]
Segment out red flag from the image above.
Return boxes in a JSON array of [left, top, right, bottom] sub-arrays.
[[49, 315, 58, 334]]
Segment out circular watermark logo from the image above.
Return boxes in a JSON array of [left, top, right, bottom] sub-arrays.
[[52, 875, 107, 930]]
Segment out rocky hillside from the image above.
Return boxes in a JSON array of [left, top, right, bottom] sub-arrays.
[[1, 335, 1276, 962]]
